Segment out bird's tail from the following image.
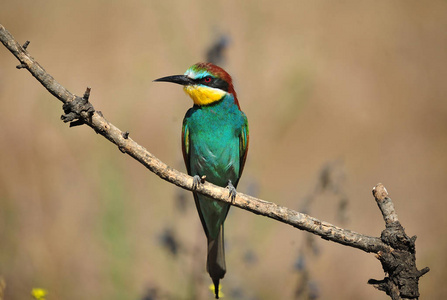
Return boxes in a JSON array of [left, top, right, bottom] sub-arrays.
[[207, 225, 226, 299]]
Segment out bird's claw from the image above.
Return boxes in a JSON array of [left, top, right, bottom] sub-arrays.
[[192, 175, 207, 190], [227, 180, 237, 203], [192, 175, 201, 190]]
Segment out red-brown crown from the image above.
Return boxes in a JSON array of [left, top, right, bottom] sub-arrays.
[[186, 62, 239, 108]]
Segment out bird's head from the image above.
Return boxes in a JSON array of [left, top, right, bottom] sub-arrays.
[[154, 62, 239, 107]]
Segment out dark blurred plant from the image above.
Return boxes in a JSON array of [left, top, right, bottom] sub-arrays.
[[206, 34, 230, 66], [293, 160, 349, 299], [158, 227, 180, 257]]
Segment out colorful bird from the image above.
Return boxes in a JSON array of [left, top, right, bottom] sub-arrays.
[[155, 63, 249, 298]]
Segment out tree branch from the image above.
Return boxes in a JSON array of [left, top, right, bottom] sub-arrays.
[[368, 184, 430, 299], [0, 24, 428, 298]]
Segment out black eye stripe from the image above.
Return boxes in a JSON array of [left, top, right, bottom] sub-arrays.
[[194, 76, 229, 92]]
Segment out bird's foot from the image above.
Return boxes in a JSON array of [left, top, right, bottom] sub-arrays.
[[227, 180, 237, 203], [192, 175, 207, 190], [192, 175, 201, 190]]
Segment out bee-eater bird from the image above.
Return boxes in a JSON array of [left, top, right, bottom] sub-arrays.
[[154, 63, 249, 299]]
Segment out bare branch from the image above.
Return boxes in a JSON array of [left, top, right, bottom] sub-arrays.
[[0, 24, 428, 298], [368, 183, 430, 299]]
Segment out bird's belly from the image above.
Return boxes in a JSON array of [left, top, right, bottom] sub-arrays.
[[191, 142, 239, 187]]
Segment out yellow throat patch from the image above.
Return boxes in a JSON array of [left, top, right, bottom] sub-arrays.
[[183, 85, 227, 106]]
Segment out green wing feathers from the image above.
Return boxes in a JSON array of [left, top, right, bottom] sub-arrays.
[[239, 114, 249, 179], [181, 121, 190, 174]]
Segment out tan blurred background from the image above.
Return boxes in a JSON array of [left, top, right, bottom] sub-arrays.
[[1, 1, 446, 299]]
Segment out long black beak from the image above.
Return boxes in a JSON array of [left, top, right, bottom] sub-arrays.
[[153, 75, 193, 86]]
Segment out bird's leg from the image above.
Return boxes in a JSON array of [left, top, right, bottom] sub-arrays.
[[226, 180, 237, 203], [192, 175, 207, 190], [192, 175, 201, 190]]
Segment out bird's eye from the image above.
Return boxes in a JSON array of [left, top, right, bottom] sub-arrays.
[[204, 76, 212, 83]]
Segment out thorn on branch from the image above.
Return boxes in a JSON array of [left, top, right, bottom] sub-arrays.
[[83, 86, 91, 100], [15, 41, 31, 69], [61, 87, 95, 126], [367, 278, 400, 300], [418, 267, 430, 277], [69, 119, 86, 127]]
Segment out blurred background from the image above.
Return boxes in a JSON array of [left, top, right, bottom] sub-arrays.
[[1, 1, 446, 299]]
